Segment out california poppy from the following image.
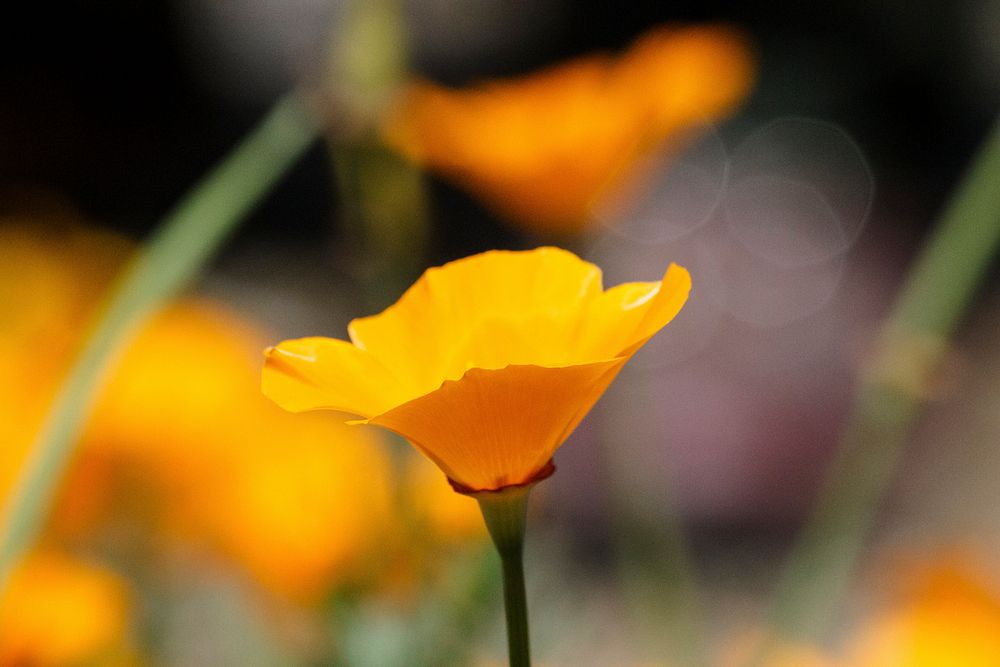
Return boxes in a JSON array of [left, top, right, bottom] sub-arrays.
[[262, 246, 690, 493], [263, 246, 689, 666], [383, 25, 753, 234]]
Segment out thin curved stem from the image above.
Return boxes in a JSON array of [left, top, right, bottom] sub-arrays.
[[761, 116, 1000, 650], [0, 93, 318, 594]]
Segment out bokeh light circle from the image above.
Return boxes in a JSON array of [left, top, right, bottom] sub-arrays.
[[597, 124, 729, 243], [722, 239, 846, 328], [587, 232, 726, 369], [724, 117, 874, 268]]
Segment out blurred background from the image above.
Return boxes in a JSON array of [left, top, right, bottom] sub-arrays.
[[3, 1, 1000, 665]]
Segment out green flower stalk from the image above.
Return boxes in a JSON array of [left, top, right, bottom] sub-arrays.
[[763, 116, 1000, 651], [0, 94, 318, 594], [472, 484, 535, 667]]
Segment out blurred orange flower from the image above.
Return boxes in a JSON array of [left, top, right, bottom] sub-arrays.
[[85, 301, 396, 604], [846, 558, 1000, 667], [263, 246, 690, 492], [189, 411, 394, 603], [0, 551, 131, 667], [1, 221, 397, 605], [85, 300, 268, 502], [383, 24, 753, 233], [0, 221, 131, 537], [403, 453, 486, 543]]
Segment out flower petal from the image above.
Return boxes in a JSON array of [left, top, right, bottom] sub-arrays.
[[382, 25, 753, 233], [262, 337, 405, 417], [347, 247, 604, 393], [623, 263, 692, 354], [577, 263, 692, 359], [367, 359, 627, 492], [382, 59, 647, 229], [617, 25, 755, 135]]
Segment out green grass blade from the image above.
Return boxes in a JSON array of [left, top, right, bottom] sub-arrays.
[[0, 93, 318, 591], [762, 117, 1000, 647]]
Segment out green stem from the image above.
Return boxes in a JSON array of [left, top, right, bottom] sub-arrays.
[[474, 485, 533, 667], [500, 548, 530, 667], [0, 93, 318, 593], [761, 116, 1000, 649]]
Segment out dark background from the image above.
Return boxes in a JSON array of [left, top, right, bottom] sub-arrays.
[[2, 1, 996, 248]]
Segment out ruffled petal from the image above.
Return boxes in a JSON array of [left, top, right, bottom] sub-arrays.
[[367, 360, 628, 492], [576, 263, 692, 359], [621, 263, 692, 354], [347, 247, 604, 393], [262, 337, 405, 417]]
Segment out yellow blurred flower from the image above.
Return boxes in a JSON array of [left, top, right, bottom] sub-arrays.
[[263, 246, 690, 492], [0, 551, 131, 667], [85, 301, 396, 604], [383, 24, 753, 233], [190, 411, 394, 604], [1, 221, 396, 605], [404, 453, 486, 543], [85, 300, 267, 498], [846, 558, 1000, 667], [0, 220, 131, 538]]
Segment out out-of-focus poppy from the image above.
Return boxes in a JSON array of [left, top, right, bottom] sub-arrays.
[[0, 221, 131, 537], [846, 557, 1000, 667], [383, 25, 753, 234], [86, 301, 397, 604], [0, 551, 132, 667], [1, 221, 397, 605]]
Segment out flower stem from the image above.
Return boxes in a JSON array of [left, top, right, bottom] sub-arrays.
[[500, 547, 531, 667], [0, 93, 318, 595], [474, 485, 533, 667], [761, 116, 1000, 650]]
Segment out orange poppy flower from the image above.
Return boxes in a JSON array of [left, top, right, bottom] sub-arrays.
[[0, 220, 131, 538], [382, 25, 753, 233], [262, 247, 690, 492]]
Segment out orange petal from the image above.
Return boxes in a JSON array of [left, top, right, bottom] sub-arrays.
[[347, 247, 604, 392], [576, 263, 692, 359], [617, 24, 755, 134], [262, 337, 405, 417], [367, 359, 627, 492], [382, 58, 648, 230], [625, 263, 693, 353], [381, 25, 753, 232]]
